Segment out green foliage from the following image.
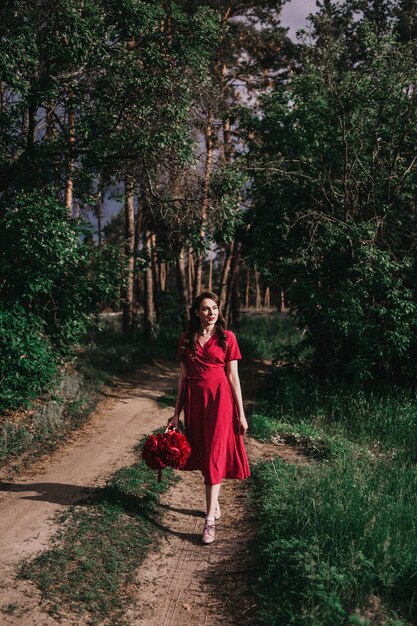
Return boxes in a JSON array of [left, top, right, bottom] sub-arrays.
[[210, 161, 248, 243], [248, 24, 417, 381], [0, 190, 122, 412], [255, 366, 417, 463], [0, 306, 56, 411], [249, 317, 417, 624], [251, 455, 416, 625], [80, 311, 179, 385], [0, 190, 122, 347]]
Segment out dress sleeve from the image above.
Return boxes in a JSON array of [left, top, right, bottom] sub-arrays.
[[176, 333, 187, 362], [225, 331, 242, 362]]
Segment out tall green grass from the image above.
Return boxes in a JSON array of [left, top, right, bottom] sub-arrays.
[[236, 312, 303, 361], [242, 312, 417, 625], [252, 368, 417, 463], [251, 455, 417, 625]]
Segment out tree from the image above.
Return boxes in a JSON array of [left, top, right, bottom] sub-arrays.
[[0, 189, 122, 411], [248, 23, 417, 381]]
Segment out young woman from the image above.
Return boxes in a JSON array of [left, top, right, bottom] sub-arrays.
[[168, 291, 250, 544]]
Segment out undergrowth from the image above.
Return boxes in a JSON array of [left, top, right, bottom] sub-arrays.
[[245, 313, 417, 625], [0, 313, 178, 470], [0, 389, 100, 471], [250, 455, 416, 625], [235, 311, 302, 361], [252, 367, 417, 463]]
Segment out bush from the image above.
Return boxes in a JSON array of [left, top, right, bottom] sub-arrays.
[[0, 306, 57, 411], [0, 189, 122, 412], [249, 28, 417, 382], [0, 190, 123, 348]]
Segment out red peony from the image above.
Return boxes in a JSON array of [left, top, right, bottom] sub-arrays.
[[142, 429, 191, 481]]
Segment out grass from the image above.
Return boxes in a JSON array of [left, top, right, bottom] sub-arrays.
[[80, 314, 178, 383], [20, 438, 176, 624], [250, 455, 417, 626], [11, 315, 181, 623], [0, 390, 101, 472], [251, 367, 417, 463], [11, 309, 417, 624], [240, 313, 417, 625], [157, 389, 177, 409], [235, 311, 303, 361]]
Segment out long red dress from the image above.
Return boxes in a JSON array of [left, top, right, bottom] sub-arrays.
[[176, 329, 250, 485]]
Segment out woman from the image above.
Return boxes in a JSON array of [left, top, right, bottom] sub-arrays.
[[169, 291, 250, 545]]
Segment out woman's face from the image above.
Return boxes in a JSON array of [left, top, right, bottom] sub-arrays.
[[196, 298, 219, 328]]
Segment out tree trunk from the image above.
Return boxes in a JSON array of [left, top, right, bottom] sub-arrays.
[[223, 115, 232, 163], [159, 261, 167, 292], [280, 287, 286, 312], [133, 194, 143, 311], [254, 265, 261, 310], [144, 231, 156, 337], [45, 100, 56, 141], [96, 181, 104, 248], [150, 233, 160, 321], [65, 105, 75, 216], [231, 268, 241, 330], [194, 109, 213, 300], [245, 265, 250, 308], [224, 243, 240, 324], [208, 241, 213, 293], [264, 287, 270, 308], [176, 248, 189, 329], [218, 240, 234, 309], [188, 247, 194, 303], [217, 56, 241, 312], [122, 177, 135, 340]]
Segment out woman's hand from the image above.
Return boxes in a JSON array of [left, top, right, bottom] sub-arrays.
[[238, 415, 248, 435], [167, 414, 179, 429]]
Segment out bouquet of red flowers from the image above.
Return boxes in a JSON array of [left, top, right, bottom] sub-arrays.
[[142, 427, 191, 482]]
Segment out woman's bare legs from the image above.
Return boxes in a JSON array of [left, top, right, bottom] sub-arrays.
[[205, 483, 221, 518]]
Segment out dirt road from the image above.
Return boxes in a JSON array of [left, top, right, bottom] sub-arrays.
[[0, 359, 305, 625], [0, 361, 178, 624]]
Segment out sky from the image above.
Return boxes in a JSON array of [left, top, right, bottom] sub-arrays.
[[280, 0, 319, 40]]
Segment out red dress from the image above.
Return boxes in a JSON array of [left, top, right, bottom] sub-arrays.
[[176, 329, 250, 485]]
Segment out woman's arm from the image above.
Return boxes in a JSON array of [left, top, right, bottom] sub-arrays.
[[168, 362, 187, 427], [226, 360, 248, 435]]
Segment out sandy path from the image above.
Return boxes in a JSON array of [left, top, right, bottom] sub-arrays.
[[0, 361, 178, 625], [0, 358, 307, 625], [121, 437, 308, 626], [120, 361, 308, 626]]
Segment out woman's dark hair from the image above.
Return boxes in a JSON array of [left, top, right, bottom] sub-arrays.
[[186, 291, 227, 356]]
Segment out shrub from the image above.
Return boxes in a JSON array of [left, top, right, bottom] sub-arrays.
[[0, 189, 122, 411], [0, 306, 57, 411]]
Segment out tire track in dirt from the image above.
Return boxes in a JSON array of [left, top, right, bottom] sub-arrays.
[[0, 358, 308, 625], [0, 361, 178, 625], [121, 361, 309, 626]]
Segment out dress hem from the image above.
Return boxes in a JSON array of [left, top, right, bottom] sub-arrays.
[[179, 466, 250, 485]]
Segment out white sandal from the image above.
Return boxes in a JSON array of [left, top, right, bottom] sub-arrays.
[[202, 519, 215, 544]]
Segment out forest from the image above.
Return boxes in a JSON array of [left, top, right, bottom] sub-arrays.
[[1, 0, 417, 624]]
